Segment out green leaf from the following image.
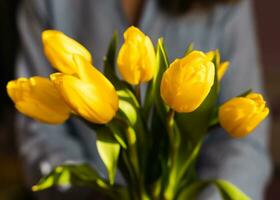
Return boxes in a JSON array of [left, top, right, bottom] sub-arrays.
[[177, 179, 251, 200], [116, 88, 147, 172], [142, 38, 169, 190], [103, 32, 120, 86], [143, 38, 169, 121], [116, 89, 143, 145], [176, 141, 202, 185], [116, 88, 145, 145], [145, 107, 168, 186], [117, 89, 139, 111], [214, 180, 251, 200], [103, 32, 133, 92], [237, 89, 252, 97], [208, 105, 219, 127], [118, 98, 138, 126], [32, 163, 108, 192], [177, 180, 210, 200], [96, 127, 121, 185], [107, 120, 128, 149], [184, 42, 194, 56]]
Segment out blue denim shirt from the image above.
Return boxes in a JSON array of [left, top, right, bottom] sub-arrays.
[[16, 0, 271, 199]]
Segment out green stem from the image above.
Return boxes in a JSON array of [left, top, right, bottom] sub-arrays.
[[126, 125, 150, 200], [122, 151, 141, 200], [167, 109, 176, 166], [115, 101, 149, 199], [135, 84, 141, 106], [177, 141, 202, 183], [164, 109, 180, 199]]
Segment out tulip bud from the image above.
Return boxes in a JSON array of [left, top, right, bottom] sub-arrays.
[[117, 26, 156, 85], [42, 30, 92, 74], [219, 93, 269, 138], [207, 50, 229, 81], [7, 77, 70, 124], [51, 55, 119, 124], [160, 51, 215, 113]]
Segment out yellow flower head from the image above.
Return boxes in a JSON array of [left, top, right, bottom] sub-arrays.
[[51, 55, 119, 124], [219, 93, 269, 138], [117, 26, 156, 85], [7, 77, 70, 124], [160, 51, 215, 113], [42, 30, 92, 74], [207, 50, 230, 81]]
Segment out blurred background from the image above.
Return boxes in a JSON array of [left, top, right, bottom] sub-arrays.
[[0, 0, 279, 199]]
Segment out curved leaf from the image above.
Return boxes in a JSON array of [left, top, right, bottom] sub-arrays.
[[116, 88, 147, 174], [184, 42, 194, 56], [107, 120, 128, 149], [143, 38, 169, 121], [177, 181, 210, 200], [117, 88, 145, 147], [177, 179, 251, 200], [32, 163, 108, 191], [214, 180, 251, 200], [96, 127, 121, 185], [237, 89, 252, 97], [103, 32, 120, 87], [103, 32, 133, 92]]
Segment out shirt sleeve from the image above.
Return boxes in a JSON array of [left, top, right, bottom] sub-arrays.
[[16, 0, 87, 188], [197, 0, 272, 199]]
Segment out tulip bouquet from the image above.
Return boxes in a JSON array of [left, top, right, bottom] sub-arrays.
[[7, 26, 269, 200]]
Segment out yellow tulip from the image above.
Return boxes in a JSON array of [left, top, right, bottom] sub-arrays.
[[219, 93, 269, 138], [207, 50, 229, 81], [42, 30, 92, 74], [7, 77, 70, 124], [160, 51, 215, 113], [51, 55, 119, 124], [117, 26, 156, 85]]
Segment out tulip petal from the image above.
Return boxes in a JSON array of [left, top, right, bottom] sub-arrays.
[[7, 77, 70, 124], [44, 44, 76, 74], [42, 30, 91, 61], [73, 55, 119, 111], [15, 100, 69, 124], [42, 30, 92, 74], [219, 93, 269, 138], [161, 51, 215, 113], [118, 41, 141, 84], [117, 26, 156, 85], [51, 74, 118, 124]]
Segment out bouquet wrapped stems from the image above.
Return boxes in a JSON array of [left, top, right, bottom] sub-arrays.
[[7, 26, 269, 200]]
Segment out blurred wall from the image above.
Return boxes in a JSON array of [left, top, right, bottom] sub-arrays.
[[254, 0, 280, 168], [254, 0, 280, 198]]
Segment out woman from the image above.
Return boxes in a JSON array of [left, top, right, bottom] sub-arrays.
[[16, 0, 271, 199]]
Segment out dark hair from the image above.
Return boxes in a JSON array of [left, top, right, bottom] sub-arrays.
[[157, 0, 238, 15]]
